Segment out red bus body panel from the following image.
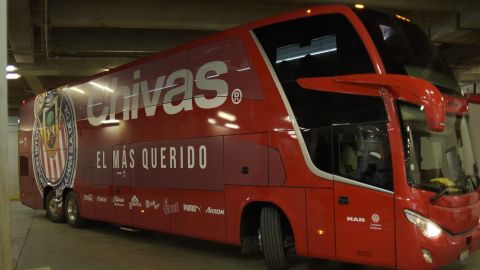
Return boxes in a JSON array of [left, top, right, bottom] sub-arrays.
[[18, 4, 480, 270]]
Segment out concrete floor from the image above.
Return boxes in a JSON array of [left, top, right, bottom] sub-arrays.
[[10, 201, 480, 270]]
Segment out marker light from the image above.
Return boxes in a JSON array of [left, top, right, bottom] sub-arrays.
[[354, 4, 365, 9], [404, 209, 443, 238], [396, 14, 411, 22], [306, 9, 311, 14], [422, 249, 433, 264]]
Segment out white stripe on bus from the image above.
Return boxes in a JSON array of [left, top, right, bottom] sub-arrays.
[[58, 127, 66, 168], [49, 152, 56, 179], [42, 146, 50, 178], [54, 149, 61, 179]]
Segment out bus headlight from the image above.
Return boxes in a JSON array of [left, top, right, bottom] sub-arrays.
[[404, 209, 443, 238]]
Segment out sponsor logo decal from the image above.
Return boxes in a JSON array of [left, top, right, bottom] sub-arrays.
[[370, 213, 383, 230], [183, 204, 201, 213], [371, 213, 380, 223], [129, 195, 142, 209], [32, 90, 78, 198], [113, 196, 125, 207], [96, 196, 107, 203], [205, 207, 225, 215], [83, 193, 93, 202], [145, 200, 160, 210], [162, 197, 179, 214]]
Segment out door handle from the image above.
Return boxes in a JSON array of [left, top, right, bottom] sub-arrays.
[[115, 187, 120, 193], [338, 196, 350, 205]]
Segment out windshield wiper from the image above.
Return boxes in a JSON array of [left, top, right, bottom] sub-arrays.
[[430, 187, 450, 204]]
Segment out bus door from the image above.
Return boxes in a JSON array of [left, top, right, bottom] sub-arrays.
[[112, 143, 132, 226], [332, 123, 395, 268]]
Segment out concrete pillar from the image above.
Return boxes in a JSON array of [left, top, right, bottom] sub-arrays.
[[0, 0, 13, 268]]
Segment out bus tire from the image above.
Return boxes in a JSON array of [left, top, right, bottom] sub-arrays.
[[45, 190, 65, 223], [260, 206, 288, 270], [65, 191, 86, 228]]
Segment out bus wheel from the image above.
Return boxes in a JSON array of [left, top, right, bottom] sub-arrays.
[[45, 190, 65, 223], [260, 206, 288, 270], [65, 191, 86, 228]]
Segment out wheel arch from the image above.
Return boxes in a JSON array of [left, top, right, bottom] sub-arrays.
[[42, 186, 53, 209], [239, 201, 295, 248], [42, 186, 75, 209]]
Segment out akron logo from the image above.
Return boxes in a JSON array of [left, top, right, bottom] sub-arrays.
[[32, 90, 78, 197]]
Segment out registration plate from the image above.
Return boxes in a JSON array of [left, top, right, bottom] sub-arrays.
[[460, 250, 469, 261]]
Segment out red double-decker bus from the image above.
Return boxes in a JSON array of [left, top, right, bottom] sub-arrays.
[[18, 4, 480, 270]]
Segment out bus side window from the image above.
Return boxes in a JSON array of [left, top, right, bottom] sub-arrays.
[[20, 156, 29, 176], [333, 124, 393, 191], [254, 13, 374, 81], [302, 127, 332, 173]]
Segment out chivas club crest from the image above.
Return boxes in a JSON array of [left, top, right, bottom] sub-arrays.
[[32, 90, 77, 196]]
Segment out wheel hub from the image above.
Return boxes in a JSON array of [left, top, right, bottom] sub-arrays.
[[67, 200, 77, 222]]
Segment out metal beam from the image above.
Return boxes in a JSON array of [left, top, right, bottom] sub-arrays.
[[38, 0, 294, 30], [50, 28, 216, 56], [291, 0, 480, 12], [7, 0, 34, 63], [17, 57, 135, 77]]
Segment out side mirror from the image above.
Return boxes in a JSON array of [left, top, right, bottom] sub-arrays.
[[298, 74, 446, 132]]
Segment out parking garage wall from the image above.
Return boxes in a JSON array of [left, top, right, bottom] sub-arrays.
[[470, 105, 480, 166], [8, 117, 19, 198]]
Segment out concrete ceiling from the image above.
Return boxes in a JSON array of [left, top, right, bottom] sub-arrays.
[[7, 0, 480, 116]]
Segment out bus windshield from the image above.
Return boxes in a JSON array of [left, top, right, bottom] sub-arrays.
[[356, 9, 462, 96], [399, 103, 480, 195]]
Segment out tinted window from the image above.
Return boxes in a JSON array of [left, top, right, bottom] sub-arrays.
[[356, 9, 460, 95], [288, 87, 388, 128], [289, 85, 388, 174], [254, 13, 374, 81], [398, 102, 478, 194], [333, 123, 393, 191], [254, 13, 392, 190], [293, 89, 393, 191]]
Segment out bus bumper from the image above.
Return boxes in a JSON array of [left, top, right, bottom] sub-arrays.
[[398, 223, 480, 269]]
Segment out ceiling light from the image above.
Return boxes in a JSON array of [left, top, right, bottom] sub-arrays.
[[6, 73, 21, 80], [6, 65, 17, 72]]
